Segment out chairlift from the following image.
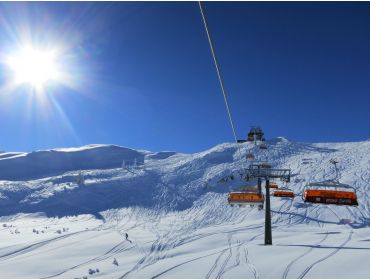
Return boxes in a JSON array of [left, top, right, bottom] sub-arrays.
[[246, 153, 255, 160], [259, 144, 268, 150], [302, 180, 358, 206], [269, 182, 279, 189], [259, 163, 272, 169], [228, 187, 264, 210], [273, 188, 295, 198]]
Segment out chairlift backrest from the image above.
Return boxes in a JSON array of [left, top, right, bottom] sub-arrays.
[[303, 180, 358, 206]]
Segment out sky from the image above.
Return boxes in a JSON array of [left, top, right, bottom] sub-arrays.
[[0, 1, 369, 153]]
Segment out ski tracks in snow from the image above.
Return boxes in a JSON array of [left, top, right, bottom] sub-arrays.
[[207, 233, 258, 279], [43, 239, 136, 278], [244, 245, 259, 279], [214, 233, 233, 279], [282, 229, 329, 279], [297, 231, 353, 279], [151, 230, 260, 279], [205, 248, 228, 279], [210, 232, 261, 279], [0, 229, 90, 263]]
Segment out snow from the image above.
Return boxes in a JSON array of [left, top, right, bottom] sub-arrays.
[[0, 145, 147, 181], [0, 138, 369, 278]]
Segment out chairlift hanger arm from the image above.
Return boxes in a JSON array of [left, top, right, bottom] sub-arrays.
[[307, 181, 356, 191], [244, 167, 291, 182]]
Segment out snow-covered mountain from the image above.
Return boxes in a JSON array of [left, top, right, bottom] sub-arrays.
[[0, 138, 369, 278]]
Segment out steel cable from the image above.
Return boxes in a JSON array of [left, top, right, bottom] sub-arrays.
[[199, 1, 243, 159]]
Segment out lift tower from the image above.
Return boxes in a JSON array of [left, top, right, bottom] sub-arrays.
[[244, 164, 291, 245]]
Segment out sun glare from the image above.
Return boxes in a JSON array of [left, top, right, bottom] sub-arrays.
[[6, 46, 60, 89]]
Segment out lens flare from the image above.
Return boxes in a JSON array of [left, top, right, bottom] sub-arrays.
[[6, 46, 60, 90]]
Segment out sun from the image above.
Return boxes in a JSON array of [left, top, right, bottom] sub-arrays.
[[6, 46, 60, 89]]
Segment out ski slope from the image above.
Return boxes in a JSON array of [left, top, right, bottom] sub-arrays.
[[0, 138, 369, 278]]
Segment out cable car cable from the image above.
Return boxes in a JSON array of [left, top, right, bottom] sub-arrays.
[[198, 1, 242, 158]]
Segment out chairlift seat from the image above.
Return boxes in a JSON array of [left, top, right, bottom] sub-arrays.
[[273, 188, 294, 198], [269, 183, 279, 189], [303, 181, 358, 206], [228, 191, 264, 207]]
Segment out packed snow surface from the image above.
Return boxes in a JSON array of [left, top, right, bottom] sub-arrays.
[[0, 138, 369, 278]]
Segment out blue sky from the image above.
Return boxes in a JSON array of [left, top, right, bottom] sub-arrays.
[[0, 1, 369, 153]]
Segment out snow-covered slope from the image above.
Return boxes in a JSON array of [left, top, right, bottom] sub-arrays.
[[0, 144, 147, 181], [0, 139, 369, 278]]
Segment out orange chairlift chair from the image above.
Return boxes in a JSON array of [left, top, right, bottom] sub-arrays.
[[269, 182, 279, 189], [228, 186, 265, 210], [302, 180, 358, 206], [273, 188, 295, 198]]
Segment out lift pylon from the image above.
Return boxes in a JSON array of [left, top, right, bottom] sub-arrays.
[[244, 164, 291, 245]]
